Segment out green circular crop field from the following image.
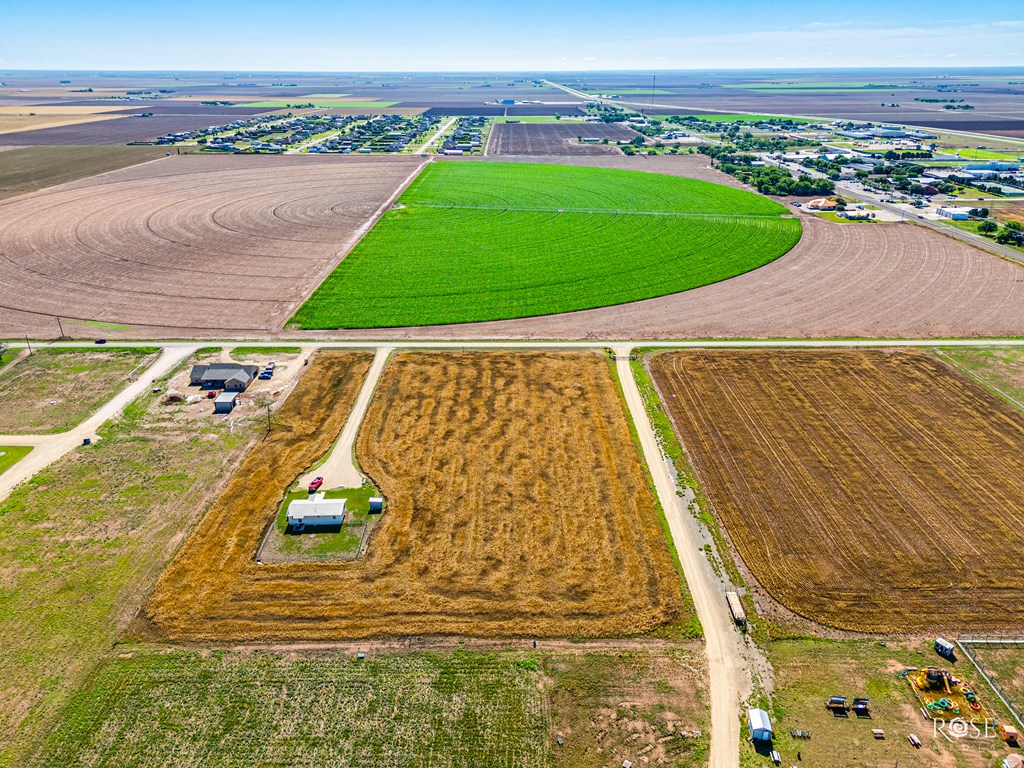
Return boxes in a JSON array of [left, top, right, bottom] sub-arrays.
[[292, 161, 802, 328]]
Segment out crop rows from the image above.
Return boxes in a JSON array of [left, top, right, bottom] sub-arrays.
[[650, 349, 1024, 632], [35, 650, 548, 768], [147, 350, 684, 641], [292, 162, 800, 328]]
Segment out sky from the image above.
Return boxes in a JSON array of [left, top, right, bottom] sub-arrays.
[[2, 0, 1023, 71]]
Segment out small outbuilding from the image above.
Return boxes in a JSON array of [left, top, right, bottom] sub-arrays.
[[287, 493, 346, 528], [213, 391, 238, 413], [748, 708, 773, 742], [368, 496, 385, 513]]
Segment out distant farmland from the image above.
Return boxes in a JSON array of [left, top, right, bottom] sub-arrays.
[[488, 122, 638, 155], [238, 100, 399, 109], [292, 162, 801, 328], [650, 349, 1024, 632]]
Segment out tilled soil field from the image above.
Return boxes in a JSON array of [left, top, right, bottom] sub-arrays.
[[649, 349, 1024, 632], [0, 114, 261, 145], [488, 122, 638, 155], [0, 154, 423, 333], [147, 350, 683, 641]]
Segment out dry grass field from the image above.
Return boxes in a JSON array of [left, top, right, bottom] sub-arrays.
[[147, 351, 683, 641], [0, 113, 127, 135], [0, 360, 259, 766], [0, 154, 422, 335], [649, 349, 1024, 632], [0, 348, 156, 433]]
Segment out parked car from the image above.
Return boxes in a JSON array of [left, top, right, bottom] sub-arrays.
[[95, 338, 107, 344], [258, 370, 273, 380], [308, 476, 324, 492], [206, 390, 218, 399]]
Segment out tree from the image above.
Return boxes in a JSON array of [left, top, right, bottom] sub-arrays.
[[979, 219, 998, 234]]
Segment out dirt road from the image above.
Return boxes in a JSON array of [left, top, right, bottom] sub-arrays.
[[298, 346, 392, 490], [614, 346, 743, 768], [0, 345, 196, 501]]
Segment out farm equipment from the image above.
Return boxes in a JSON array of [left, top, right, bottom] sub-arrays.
[[826, 695, 850, 713]]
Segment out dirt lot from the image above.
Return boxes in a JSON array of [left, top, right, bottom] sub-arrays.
[[649, 349, 1024, 632], [0, 154, 422, 335], [147, 350, 683, 642], [0, 347, 157, 433], [488, 122, 638, 155]]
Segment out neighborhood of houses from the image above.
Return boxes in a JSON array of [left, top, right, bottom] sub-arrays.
[[155, 113, 445, 154]]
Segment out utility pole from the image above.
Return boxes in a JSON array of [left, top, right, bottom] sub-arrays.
[[55, 315, 64, 339], [24, 331, 32, 356], [651, 74, 656, 112]]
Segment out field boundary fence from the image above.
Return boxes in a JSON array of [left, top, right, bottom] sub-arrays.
[[957, 633, 1024, 731]]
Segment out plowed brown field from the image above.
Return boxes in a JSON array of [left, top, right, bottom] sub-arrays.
[[649, 349, 1024, 632], [0, 154, 422, 334], [147, 350, 682, 641]]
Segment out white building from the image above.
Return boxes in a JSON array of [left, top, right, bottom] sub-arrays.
[[287, 493, 346, 527], [936, 206, 973, 220]]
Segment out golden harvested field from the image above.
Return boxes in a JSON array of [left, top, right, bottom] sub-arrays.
[[147, 350, 682, 641], [0, 113, 125, 135], [0, 106, 133, 116], [649, 349, 1024, 632]]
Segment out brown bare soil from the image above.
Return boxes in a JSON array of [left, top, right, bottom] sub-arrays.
[[0, 154, 422, 334], [649, 349, 1024, 632], [147, 350, 683, 642], [488, 123, 637, 155]]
